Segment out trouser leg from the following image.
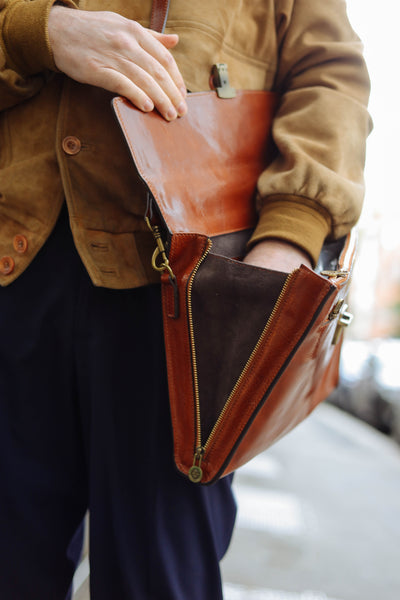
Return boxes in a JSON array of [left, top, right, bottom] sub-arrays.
[[77, 282, 236, 600], [0, 209, 88, 599]]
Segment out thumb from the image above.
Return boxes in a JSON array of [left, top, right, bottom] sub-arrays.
[[149, 30, 179, 49]]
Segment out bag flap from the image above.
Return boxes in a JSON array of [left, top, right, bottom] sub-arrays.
[[112, 90, 278, 236]]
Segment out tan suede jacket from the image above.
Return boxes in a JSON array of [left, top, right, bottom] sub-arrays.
[[0, 0, 371, 288]]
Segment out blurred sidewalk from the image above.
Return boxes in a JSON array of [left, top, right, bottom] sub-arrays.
[[221, 404, 400, 600], [73, 404, 400, 599]]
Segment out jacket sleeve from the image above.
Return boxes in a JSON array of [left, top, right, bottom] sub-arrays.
[[0, 0, 76, 111], [248, 0, 372, 266]]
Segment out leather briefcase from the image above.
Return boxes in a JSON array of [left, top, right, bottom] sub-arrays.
[[112, 86, 355, 485]]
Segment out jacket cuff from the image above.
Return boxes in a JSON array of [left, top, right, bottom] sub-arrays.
[[248, 195, 331, 267], [2, 0, 78, 75]]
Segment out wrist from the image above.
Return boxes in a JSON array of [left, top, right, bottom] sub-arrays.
[[243, 239, 312, 272], [248, 195, 331, 268], [2, 0, 78, 75]]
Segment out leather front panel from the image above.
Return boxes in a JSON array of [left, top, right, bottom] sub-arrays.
[[199, 265, 336, 482]]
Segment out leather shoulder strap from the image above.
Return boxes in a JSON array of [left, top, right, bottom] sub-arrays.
[[150, 0, 170, 33]]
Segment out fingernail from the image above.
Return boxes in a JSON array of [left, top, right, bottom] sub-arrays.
[[166, 106, 177, 120], [143, 99, 154, 112], [177, 101, 187, 117]]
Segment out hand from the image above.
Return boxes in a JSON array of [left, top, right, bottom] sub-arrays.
[[243, 239, 312, 273], [48, 7, 187, 121]]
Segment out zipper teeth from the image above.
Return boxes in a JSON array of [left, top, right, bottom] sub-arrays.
[[187, 239, 213, 450], [203, 268, 297, 453]]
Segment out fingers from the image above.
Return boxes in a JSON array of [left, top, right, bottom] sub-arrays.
[[90, 67, 156, 113], [148, 30, 187, 97], [125, 24, 187, 119], [92, 63, 172, 119], [118, 54, 187, 120], [48, 9, 188, 120], [150, 30, 179, 49]]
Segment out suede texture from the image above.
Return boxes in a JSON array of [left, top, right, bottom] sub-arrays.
[[0, 0, 371, 287]]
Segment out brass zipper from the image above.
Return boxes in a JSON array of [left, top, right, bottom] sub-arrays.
[[187, 264, 298, 483], [186, 238, 213, 483]]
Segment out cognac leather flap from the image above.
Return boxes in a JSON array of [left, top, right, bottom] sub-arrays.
[[112, 91, 278, 237]]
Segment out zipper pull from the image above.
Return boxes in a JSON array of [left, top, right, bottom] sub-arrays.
[[188, 447, 204, 483]]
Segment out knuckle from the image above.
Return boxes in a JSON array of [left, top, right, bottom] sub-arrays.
[[127, 19, 142, 36], [152, 64, 168, 84], [158, 50, 174, 70], [85, 57, 98, 73], [111, 31, 133, 52], [111, 79, 127, 97]]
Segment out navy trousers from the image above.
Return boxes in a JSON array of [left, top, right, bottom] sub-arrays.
[[0, 207, 236, 599]]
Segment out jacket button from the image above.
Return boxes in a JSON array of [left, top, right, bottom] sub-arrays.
[[13, 234, 28, 254], [62, 136, 82, 155], [0, 256, 15, 275]]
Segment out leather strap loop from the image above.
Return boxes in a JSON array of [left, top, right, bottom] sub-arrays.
[[150, 0, 170, 33]]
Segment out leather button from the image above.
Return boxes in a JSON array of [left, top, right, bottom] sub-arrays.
[[62, 136, 81, 155], [13, 234, 28, 254], [0, 256, 15, 275]]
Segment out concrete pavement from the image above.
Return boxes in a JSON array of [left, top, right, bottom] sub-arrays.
[[221, 404, 400, 600]]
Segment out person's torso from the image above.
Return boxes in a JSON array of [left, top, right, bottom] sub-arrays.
[[0, 0, 281, 287]]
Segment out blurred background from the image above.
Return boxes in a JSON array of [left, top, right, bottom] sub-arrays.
[[327, 0, 400, 445]]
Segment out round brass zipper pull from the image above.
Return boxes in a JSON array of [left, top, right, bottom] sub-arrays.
[[188, 448, 204, 483], [188, 465, 203, 483]]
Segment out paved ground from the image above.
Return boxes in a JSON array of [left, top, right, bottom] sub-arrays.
[[73, 404, 400, 599]]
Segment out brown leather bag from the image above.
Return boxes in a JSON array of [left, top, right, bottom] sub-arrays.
[[112, 87, 355, 485], [111, 1, 355, 484]]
